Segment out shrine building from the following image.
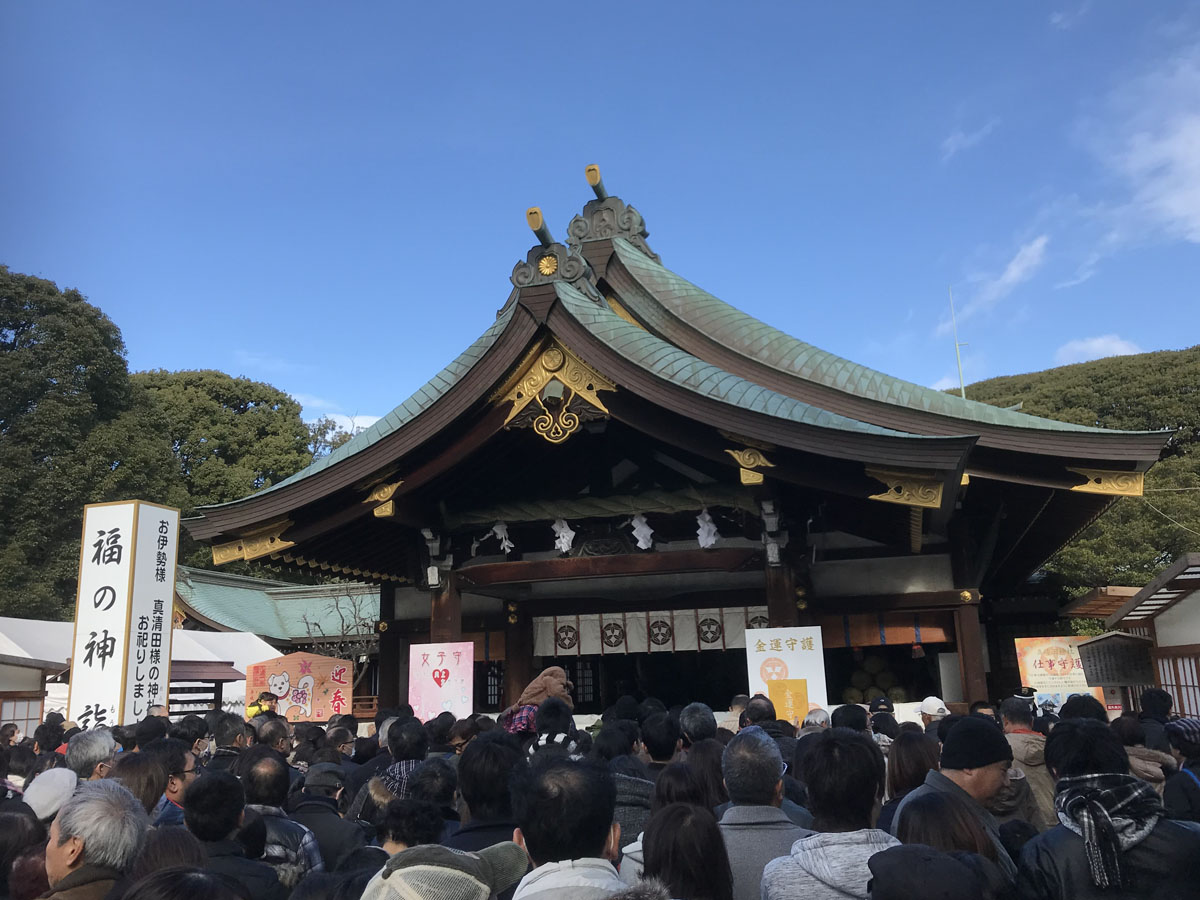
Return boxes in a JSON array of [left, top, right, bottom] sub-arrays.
[[184, 167, 1169, 714]]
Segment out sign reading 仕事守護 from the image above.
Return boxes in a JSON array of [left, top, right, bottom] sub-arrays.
[[68, 501, 179, 728], [745, 626, 827, 711], [1014, 636, 1105, 714]]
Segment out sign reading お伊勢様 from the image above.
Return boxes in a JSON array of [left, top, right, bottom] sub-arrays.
[[68, 501, 179, 728]]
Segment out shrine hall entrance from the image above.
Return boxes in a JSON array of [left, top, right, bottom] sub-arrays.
[[549, 650, 752, 714]]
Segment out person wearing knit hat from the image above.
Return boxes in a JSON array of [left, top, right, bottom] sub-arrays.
[[22, 768, 78, 824], [890, 716, 1016, 882], [362, 842, 529, 900], [1164, 717, 1200, 822]]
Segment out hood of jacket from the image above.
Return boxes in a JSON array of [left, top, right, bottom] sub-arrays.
[[1127, 745, 1176, 784], [787, 830, 900, 898], [1006, 731, 1046, 767]]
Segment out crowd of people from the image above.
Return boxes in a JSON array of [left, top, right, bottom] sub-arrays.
[[1, 670, 1199, 900]]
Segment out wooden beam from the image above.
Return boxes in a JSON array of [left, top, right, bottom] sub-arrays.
[[503, 604, 533, 709], [430, 572, 462, 643], [954, 602, 989, 704], [808, 589, 979, 616], [766, 564, 799, 628], [456, 548, 762, 588], [377, 583, 401, 708]]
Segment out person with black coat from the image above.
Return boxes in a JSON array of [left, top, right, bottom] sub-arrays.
[[444, 733, 523, 853], [1015, 718, 1200, 900], [1163, 717, 1200, 821], [183, 771, 288, 900], [1138, 689, 1174, 754], [288, 763, 369, 871]]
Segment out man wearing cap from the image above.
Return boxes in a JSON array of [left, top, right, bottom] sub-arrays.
[[289, 762, 368, 871], [361, 842, 529, 900], [868, 697, 894, 716], [892, 716, 1017, 881], [918, 696, 949, 737]]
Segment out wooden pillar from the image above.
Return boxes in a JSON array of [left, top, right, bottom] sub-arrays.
[[378, 582, 402, 708], [954, 601, 989, 703], [766, 564, 799, 628], [430, 571, 462, 643], [503, 605, 533, 709]]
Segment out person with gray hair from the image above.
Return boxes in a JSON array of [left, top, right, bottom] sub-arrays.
[[799, 708, 829, 735], [679, 702, 718, 748], [43, 779, 148, 900], [716, 727, 813, 900], [65, 729, 116, 782]]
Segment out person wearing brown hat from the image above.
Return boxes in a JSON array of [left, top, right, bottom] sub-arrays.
[[891, 716, 1017, 882], [289, 763, 368, 871]]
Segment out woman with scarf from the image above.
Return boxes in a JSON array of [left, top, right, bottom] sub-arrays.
[[1015, 718, 1200, 900]]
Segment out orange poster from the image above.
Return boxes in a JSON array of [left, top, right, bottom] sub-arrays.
[[767, 679, 809, 727], [1014, 636, 1104, 714], [245, 651, 353, 722]]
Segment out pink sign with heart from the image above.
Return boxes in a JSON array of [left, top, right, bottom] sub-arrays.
[[408, 641, 475, 721]]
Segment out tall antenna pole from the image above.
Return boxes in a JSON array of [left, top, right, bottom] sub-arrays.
[[949, 286, 967, 399]]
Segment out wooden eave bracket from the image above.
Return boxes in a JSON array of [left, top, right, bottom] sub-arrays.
[[725, 447, 776, 485], [212, 519, 296, 564], [1066, 467, 1144, 496], [865, 467, 944, 509]]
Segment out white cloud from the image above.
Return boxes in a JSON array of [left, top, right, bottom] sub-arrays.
[[931, 375, 960, 391], [1054, 334, 1143, 365], [1050, 2, 1091, 30], [940, 117, 1000, 163], [937, 235, 1050, 335]]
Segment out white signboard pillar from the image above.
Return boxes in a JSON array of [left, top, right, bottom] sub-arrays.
[[68, 501, 180, 728]]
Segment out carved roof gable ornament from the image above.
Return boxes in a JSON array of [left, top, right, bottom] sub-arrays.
[[493, 338, 616, 445], [566, 165, 660, 263], [510, 207, 602, 302]]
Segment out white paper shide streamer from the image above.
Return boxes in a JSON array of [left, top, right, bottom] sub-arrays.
[[552, 518, 576, 554], [696, 508, 720, 548]]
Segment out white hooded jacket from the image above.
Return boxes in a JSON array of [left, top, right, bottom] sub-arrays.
[[761, 829, 900, 900]]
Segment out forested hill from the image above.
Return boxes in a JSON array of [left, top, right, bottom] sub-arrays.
[[963, 346, 1200, 588]]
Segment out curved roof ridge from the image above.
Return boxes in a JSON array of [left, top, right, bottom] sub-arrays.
[[610, 238, 1147, 435], [554, 281, 969, 442], [196, 303, 517, 510]]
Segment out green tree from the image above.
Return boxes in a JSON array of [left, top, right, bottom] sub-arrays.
[[0, 267, 185, 619], [964, 346, 1200, 587], [307, 415, 357, 458]]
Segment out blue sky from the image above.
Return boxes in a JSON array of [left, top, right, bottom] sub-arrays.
[[3, 3, 1199, 433]]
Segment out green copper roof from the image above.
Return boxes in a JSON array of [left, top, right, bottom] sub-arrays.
[[198, 303, 517, 510], [176, 566, 377, 641], [610, 238, 1119, 434], [556, 282, 954, 440]]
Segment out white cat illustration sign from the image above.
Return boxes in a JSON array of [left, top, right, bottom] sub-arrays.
[[245, 651, 353, 722]]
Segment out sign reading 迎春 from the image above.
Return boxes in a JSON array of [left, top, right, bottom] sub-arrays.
[[68, 501, 179, 726], [244, 652, 354, 722]]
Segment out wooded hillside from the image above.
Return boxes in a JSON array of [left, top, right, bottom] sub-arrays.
[[963, 345, 1200, 588]]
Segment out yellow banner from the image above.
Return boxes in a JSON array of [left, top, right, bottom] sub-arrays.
[[767, 678, 809, 727]]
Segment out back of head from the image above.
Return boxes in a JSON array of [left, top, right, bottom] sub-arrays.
[[409, 757, 457, 808], [244, 754, 289, 807], [742, 695, 776, 726], [799, 727, 885, 831], [591, 723, 636, 762], [376, 798, 445, 849], [214, 712, 246, 748], [1166, 718, 1200, 759], [830, 705, 869, 733], [1058, 694, 1107, 723], [426, 712, 454, 746], [1110, 713, 1146, 748], [34, 723, 63, 753], [886, 731, 940, 799], [458, 733, 521, 820], [1140, 688, 1172, 720], [122, 867, 239, 900], [729, 694, 750, 714], [642, 804, 733, 900], [134, 716, 168, 750], [56, 779, 149, 874], [936, 714, 965, 744], [128, 829, 206, 884], [110, 751, 169, 815], [684, 738, 729, 807], [66, 728, 115, 780], [637, 697, 667, 727], [0, 811, 45, 880], [168, 715, 208, 748], [895, 789, 997, 861], [721, 726, 783, 806], [1045, 718, 1129, 778], [140, 738, 190, 784], [535, 697, 573, 736], [802, 708, 829, 729], [871, 713, 899, 740], [641, 712, 680, 762], [257, 718, 290, 751], [376, 717, 398, 750], [387, 720, 429, 762], [651, 762, 706, 814], [184, 771, 244, 842], [679, 702, 717, 745], [868, 845, 1003, 900], [375, 707, 402, 732], [510, 756, 616, 864], [999, 696, 1034, 728]]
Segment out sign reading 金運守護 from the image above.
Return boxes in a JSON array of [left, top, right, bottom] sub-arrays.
[[68, 501, 179, 728], [745, 626, 827, 712]]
